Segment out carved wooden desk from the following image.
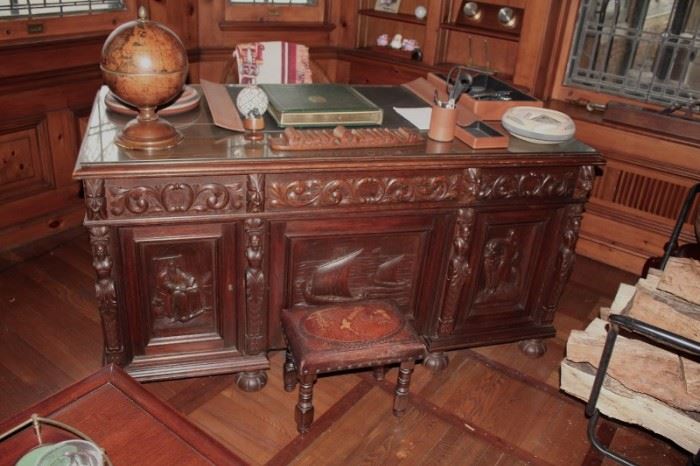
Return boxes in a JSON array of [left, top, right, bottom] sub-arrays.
[[73, 87, 604, 390]]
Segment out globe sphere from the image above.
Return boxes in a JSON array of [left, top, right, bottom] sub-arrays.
[[101, 7, 188, 108], [236, 86, 269, 119]]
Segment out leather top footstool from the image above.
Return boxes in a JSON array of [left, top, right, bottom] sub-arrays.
[[280, 300, 426, 433]]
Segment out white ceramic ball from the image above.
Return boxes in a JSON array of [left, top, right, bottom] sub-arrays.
[[414, 5, 427, 20], [236, 85, 269, 118]]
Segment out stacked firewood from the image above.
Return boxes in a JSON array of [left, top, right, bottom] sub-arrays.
[[561, 257, 700, 453]]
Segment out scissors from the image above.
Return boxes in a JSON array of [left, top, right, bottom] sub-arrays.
[[445, 66, 474, 108]]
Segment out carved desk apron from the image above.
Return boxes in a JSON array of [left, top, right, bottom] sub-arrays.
[[73, 86, 604, 390]]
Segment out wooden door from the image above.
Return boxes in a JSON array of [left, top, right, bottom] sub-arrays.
[[267, 213, 452, 348], [434, 206, 564, 345], [119, 223, 239, 359]]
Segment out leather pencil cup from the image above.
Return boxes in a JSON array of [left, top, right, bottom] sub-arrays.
[[428, 105, 457, 142]]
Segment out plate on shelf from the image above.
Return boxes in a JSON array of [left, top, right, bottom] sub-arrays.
[[501, 106, 575, 144], [105, 85, 200, 116]]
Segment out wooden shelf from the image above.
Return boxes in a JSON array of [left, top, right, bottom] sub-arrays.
[[358, 9, 426, 26], [440, 22, 520, 42], [362, 46, 420, 62]]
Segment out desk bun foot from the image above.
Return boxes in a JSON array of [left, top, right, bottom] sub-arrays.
[[518, 338, 547, 358], [423, 352, 449, 372], [235, 370, 268, 392]]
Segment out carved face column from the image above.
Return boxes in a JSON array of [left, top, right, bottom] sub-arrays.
[[83, 178, 127, 365], [543, 166, 594, 321], [245, 174, 266, 354], [437, 208, 476, 336], [89, 225, 127, 365]]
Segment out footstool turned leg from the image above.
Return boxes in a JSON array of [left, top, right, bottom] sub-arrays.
[[393, 360, 415, 417], [295, 374, 316, 433], [372, 366, 386, 381], [284, 349, 298, 392]]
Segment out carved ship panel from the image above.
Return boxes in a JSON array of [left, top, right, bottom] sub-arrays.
[[450, 207, 563, 337], [267, 214, 452, 348], [119, 223, 238, 358]]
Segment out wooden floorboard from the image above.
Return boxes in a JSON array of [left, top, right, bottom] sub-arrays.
[[0, 236, 690, 465]]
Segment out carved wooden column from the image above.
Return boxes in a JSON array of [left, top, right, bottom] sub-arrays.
[[236, 174, 269, 391], [428, 208, 476, 371], [520, 166, 594, 358], [84, 178, 127, 365]]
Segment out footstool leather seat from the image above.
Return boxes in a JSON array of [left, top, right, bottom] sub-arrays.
[[281, 300, 425, 433]]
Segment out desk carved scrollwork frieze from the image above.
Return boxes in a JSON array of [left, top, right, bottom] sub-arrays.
[[267, 173, 464, 210], [462, 168, 578, 202], [106, 178, 246, 218]]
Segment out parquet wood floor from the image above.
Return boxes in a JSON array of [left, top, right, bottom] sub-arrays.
[[0, 235, 690, 465]]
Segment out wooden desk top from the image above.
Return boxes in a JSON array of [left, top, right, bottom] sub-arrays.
[[0, 365, 244, 465], [74, 86, 601, 179]]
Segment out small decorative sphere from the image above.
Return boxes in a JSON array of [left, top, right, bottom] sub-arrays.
[[376, 33, 389, 47], [236, 85, 269, 119], [414, 5, 427, 20], [101, 6, 188, 109]]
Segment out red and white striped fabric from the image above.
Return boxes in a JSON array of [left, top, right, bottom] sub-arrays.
[[234, 42, 313, 85]]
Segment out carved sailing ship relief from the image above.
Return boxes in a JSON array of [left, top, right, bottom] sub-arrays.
[[151, 254, 212, 325], [298, 247, 414, 307], [370, 254, 407, 289], [302, 249, 366, 305], [475, 229, 521, 304]]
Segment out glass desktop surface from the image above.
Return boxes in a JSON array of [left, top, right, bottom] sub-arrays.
[[77, 86, 597, 167]]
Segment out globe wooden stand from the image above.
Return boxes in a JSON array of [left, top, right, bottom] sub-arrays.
[[116, 106, 183, 150], [243, 116, 265, 142]]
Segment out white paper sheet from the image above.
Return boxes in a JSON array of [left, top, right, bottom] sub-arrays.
[[393, 106, 432, 130]]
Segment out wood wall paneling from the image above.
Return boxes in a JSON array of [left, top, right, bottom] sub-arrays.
[[573, 117, 700, 273]]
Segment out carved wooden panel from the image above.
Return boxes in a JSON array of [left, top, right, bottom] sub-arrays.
[[266, 171, 465, 211], [451, 207, 561, 335], [462, 167, 580, 203], [105, 176, 246, 219], [268, 214, 451, 348], [0, 121, 53, 202], [119, 223, 238, 357]]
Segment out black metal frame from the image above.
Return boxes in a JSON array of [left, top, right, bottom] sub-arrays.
[[585, 182, 700, 465]]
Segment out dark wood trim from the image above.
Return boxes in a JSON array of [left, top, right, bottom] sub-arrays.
[[266, 380, 374, 466], [368, 373, 557, 466], [463, 349, 581, 406], [0, 31, 109, 51], [0, 64, 102, 95], [218, 21, 336, 32]]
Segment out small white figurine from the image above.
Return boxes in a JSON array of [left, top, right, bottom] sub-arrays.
[[401, 38, 418, 52], [376, 33, 389, 47], [390, 33, 403, 50], [414, 5, 427, 20]]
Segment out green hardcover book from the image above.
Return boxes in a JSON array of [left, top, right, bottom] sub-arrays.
[[260, 84, 383, 127]]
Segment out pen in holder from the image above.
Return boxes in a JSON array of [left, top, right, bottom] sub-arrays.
[[428, 104, 457, 142]]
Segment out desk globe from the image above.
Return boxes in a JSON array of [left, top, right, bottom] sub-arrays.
[[101, 6, 188, 150]]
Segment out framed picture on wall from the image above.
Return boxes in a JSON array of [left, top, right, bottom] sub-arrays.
[[374, 0, 401, 14]]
